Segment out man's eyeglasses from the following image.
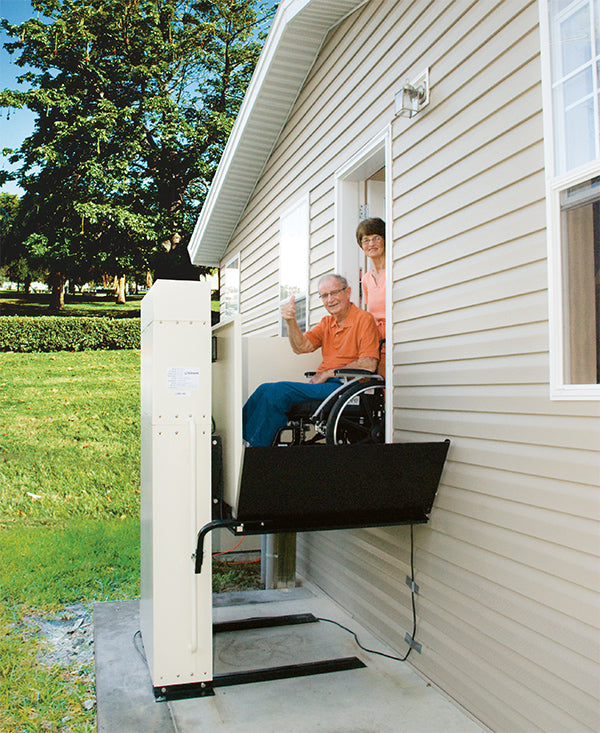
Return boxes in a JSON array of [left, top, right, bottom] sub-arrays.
[[319, 287, 346, 300]]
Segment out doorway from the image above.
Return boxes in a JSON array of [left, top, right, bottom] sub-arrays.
[[334, 128, 392, 437]]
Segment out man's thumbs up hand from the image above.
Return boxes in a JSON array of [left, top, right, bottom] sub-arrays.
[[281, 294, 296, 321]]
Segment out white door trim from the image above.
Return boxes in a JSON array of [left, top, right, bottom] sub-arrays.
[[334, 125, 393, 439]]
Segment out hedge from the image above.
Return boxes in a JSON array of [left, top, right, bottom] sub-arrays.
[[0, 316, 140, 352]]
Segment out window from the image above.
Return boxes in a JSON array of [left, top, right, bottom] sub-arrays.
[[541, 0, 600, 397], [549, 0, 600, 174], [220, 255, 240, 320], [560, 180, 600, 383], [279, 198, 309, 335]]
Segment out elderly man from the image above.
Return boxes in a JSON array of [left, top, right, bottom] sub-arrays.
[[242, 274, 380, 447]]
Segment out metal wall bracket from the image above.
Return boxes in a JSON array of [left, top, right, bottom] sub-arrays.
[[404, 633, 422, 654], [405, 576, 419, 594]]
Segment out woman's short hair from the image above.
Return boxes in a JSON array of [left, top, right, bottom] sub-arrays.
[[356, 217, 386, 246]]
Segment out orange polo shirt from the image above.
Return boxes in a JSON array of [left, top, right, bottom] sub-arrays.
[[305, 303, 380, 373]]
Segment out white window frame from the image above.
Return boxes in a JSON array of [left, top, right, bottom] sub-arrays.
[[279, 196, 309, 335], [220, 253, 241, 321], [540, 0, 600, 399]]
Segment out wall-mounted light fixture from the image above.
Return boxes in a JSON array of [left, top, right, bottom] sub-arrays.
[[395, 68, 430, 118]]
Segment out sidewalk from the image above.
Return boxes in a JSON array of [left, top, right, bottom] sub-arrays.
[[95, 585, 485, 732]]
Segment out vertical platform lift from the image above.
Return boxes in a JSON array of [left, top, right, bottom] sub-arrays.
[[140, 280, 450, 701], [140, 280, 214, 697]]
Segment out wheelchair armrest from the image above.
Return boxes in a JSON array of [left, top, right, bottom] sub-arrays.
[[333, 368, 383, 381]]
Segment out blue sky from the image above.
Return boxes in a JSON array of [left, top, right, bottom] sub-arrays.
[[0, 0, 35, 196]]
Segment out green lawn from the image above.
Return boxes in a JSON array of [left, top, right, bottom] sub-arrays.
[[0, 350, 140, 519], [0, 350, 141, 731], [0, 287, 220, 318], [0, 290, 144, 318], [0, 347, 259, 731]]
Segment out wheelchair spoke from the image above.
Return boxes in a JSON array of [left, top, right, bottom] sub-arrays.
[[325, 381, 385, 445]]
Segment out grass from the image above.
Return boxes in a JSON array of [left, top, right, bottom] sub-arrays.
[[0, 288, 220, 318], [0, 349, 141, 730], [0, 600, 96, 732], [0, 520, 141, 732], [0, 290, 144, 318], [0, 348, 261, 731], [0, 350, 141, 519], [0, 520, 141, 610], [212, 557, 262, 593]]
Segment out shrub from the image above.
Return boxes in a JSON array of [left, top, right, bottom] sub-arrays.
[[0, 316, 140, 352]]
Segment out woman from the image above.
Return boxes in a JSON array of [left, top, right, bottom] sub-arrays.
[[356, 217, 386, 378]]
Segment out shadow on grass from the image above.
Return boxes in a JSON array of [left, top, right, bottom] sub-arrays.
[[0, 291, 144, 319]]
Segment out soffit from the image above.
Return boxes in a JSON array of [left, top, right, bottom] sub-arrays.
[[188, 0, 366, 267]]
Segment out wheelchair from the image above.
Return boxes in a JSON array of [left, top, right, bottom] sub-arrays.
[[273, 368, 385, 447]]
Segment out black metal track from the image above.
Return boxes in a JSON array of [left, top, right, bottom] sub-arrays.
[[212, 656, 366, 688], [213, 613, 318, 634], [152, 656, 366, 701]]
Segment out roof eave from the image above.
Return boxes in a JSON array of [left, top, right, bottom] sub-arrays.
[[188, 0, 366, 267]]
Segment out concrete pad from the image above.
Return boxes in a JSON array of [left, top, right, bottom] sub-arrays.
[[95, 587, 484, 732], [94, 600, 175, 732]]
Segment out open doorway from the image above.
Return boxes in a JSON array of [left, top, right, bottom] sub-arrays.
[[334, 128, 392, 437], [357, 168, 385, 308]]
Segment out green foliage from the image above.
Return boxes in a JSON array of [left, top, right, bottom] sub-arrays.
[[0, 193, 47, 289], [0, 315, 140, 351], [0, 192, 19, 237], [0, 0, 277, 294], [212, 558, 262, 592]]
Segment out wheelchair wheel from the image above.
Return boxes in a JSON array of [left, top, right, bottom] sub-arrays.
[[325, 379, 385, 445]]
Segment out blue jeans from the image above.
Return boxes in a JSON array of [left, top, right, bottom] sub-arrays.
[[242, 379, 342, 447]]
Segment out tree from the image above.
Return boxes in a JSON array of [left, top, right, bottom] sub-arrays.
[[0, 192, 45, 292], [0, 192, 19, 256], [1, 0, 276, 308]]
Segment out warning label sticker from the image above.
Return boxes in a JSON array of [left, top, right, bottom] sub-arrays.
[[166, 367, 201, 393]]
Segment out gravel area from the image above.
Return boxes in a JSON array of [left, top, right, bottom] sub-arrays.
[[23, 603, 94, 670], [22, 603, 96, 714]]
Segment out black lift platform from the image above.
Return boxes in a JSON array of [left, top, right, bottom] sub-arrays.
[[169, 440, 450, 702], [196, 440, 450, 572]]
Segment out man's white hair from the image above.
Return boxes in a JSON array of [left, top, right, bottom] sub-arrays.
[[318, 273, 348, 290]]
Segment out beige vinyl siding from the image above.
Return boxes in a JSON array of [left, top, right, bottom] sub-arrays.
[[221, 0, 600, 730], [385, 0, 600, 727]]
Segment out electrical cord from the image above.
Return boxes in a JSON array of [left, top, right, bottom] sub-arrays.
[[212, 537, 245, 557], [132, 629, 147, 663], [316, 524, 417, 663], [135, 527, 419, 667], [212, 536, 261, 564]]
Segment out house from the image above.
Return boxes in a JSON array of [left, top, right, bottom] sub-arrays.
[[188, 1, 600, 729]]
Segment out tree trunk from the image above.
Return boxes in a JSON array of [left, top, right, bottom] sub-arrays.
[[146, 270, 153, 288], [115, 275, 126, 304], [49, 272, 65, 310], [24, 275, 32, 296]]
